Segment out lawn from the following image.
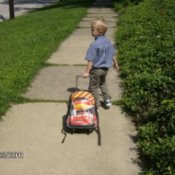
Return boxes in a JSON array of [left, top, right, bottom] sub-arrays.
[[0, 0, 93, 117]]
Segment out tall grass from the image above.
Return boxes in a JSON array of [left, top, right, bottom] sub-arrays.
[[0, 0, 93, 117]]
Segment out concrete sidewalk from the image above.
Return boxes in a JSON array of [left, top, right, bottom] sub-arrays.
[[0, 0, 140, 174], [0, 0, 58, 21]]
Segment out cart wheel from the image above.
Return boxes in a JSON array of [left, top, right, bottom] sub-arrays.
[[89, 129, 93, 133]]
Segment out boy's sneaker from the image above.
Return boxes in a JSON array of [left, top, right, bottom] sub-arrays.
[[104, 99, 112, 108]]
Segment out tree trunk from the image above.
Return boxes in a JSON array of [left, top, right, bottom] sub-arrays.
[[9, 0, 15, 19]]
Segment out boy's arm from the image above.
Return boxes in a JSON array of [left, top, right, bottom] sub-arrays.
[[83, 61, 93, 78]]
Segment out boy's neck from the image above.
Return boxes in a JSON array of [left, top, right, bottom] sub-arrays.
[[95, 35, 105, 40]]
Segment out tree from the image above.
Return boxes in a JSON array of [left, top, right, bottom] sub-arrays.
[[9, 0, 15, 19]]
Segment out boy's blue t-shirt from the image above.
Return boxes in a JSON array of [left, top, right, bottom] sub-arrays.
[[85, 35, 115, 68]]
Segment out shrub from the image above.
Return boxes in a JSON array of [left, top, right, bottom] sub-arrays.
[[115, 0, 175, 174]]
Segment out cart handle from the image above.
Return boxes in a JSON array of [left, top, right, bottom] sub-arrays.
[[76, 75, 90, 89]]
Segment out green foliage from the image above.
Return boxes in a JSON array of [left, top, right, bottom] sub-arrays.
[[112, 0, 143, 13], [0, 0, 93, 117], [115, 0, 175, 174]]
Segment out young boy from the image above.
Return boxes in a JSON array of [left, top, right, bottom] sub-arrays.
[[83, 18, 119, 109]]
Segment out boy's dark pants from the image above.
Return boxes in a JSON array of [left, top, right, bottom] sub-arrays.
[[89, 68, 111, 108]]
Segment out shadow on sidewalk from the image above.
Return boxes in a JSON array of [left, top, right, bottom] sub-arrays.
[[2, 0, 58, 5], [35, 0, 96, 12], [1, 0, 96, 14], [0, 15, 6, 21]]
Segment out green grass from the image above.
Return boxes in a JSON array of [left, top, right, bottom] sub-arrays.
[[0, 0, 93, 117]]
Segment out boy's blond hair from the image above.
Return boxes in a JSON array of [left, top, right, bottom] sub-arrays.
[[91, 18, 108, 35]]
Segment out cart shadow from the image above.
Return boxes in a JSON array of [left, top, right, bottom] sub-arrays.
[[67, 87, 89, 93], [67, 87, 80, 93]]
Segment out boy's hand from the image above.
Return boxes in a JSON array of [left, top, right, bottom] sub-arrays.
[[83, 72, 89, 78], [113, 62, 120, 71], [112, 58, 120, 71]]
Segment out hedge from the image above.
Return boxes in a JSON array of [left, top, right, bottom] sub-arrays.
[[114, 0, 175, 174]]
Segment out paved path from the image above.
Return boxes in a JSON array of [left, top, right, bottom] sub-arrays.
[[0, 0, 58, 21], [0, 0, 140, 174]]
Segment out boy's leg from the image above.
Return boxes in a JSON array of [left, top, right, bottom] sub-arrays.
[[99, 70, 112, 107], [89, 69, 101, 108], [99, 70, 111, 99]]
